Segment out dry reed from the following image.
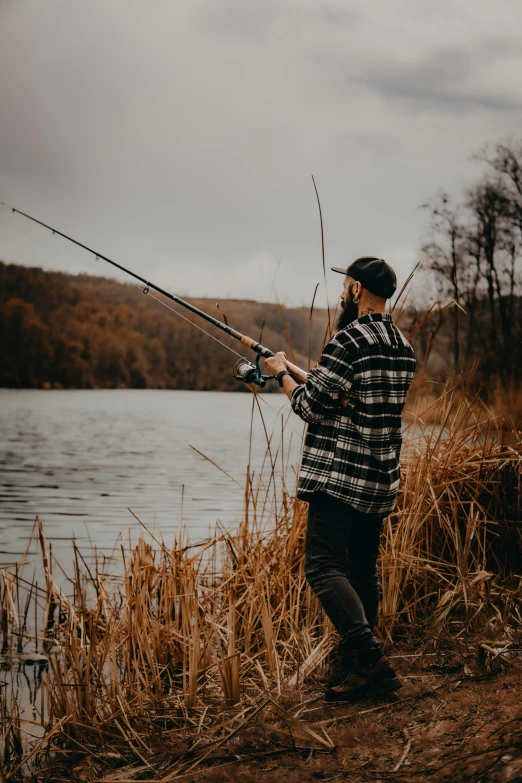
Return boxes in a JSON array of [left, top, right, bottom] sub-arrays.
[[1, 387, 521, 781]]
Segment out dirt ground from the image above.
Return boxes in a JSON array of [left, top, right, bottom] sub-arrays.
[[33, 655, 522, 783], [175, 656, 522, 783]]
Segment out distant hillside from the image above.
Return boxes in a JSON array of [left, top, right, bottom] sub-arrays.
[[0, 262, 330, 390]]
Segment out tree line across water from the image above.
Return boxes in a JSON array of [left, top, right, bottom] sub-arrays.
[[1, 252, 520, 395], [0, 261, 330, 391]]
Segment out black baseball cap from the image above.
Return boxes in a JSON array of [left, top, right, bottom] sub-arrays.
[[331, 256, 397, 299]]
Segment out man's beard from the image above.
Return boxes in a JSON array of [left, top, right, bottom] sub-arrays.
[[335, 293, 359, 331]]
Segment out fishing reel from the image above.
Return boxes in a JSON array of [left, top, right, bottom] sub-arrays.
[[233, 355, 275, 388]]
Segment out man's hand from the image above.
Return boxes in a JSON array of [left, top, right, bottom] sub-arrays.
[[264, 351, 288, 375], [265, 351, 299, 400]]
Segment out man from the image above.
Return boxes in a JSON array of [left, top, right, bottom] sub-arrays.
[[265, 257, 416, 701]]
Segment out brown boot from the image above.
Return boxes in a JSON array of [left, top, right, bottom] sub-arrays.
[[325, 647, 401, 702], [322, 650, 355, 689]]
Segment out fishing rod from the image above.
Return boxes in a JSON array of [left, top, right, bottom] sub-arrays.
[[1, 202, 308, 387]]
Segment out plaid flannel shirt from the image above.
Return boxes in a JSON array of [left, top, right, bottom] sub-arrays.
[[291, 313, 416, 514]]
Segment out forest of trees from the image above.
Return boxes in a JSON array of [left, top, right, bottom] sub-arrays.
[[418, 139, 522, 386], [0, 262, 329, 391], [1, 138, 521, 394]]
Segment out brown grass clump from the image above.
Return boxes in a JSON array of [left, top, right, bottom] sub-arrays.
[[1, 388, 521, 781]]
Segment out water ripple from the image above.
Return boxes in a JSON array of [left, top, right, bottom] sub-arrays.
[[0, 389, 303, 568]]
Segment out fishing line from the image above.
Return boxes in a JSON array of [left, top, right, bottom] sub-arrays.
[[0, 200, 308, 386], [0, 198, 244, 360], [129, 281, 244, 360]]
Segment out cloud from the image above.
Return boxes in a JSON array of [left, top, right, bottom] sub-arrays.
[[154, 251, 280, 301], [0, 0, 521, 306], [198, 0, 282, 42], [358, 44, 522, 113], [340, 131, 403, 156]]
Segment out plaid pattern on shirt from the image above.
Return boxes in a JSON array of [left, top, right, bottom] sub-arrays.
[[291, 313, 416, 514]]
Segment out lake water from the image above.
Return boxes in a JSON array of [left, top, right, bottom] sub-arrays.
[[0, 389, 304, 568]]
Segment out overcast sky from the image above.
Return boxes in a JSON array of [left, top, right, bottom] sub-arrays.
[[0, 0, 521, 307]]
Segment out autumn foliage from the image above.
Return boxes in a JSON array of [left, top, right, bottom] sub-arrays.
[[0, 262, 328, 390]]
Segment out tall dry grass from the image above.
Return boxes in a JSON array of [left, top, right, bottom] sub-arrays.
[[1, 387, 521, 780]]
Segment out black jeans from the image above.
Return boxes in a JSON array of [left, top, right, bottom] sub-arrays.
[[304, 491, 385, 653]]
